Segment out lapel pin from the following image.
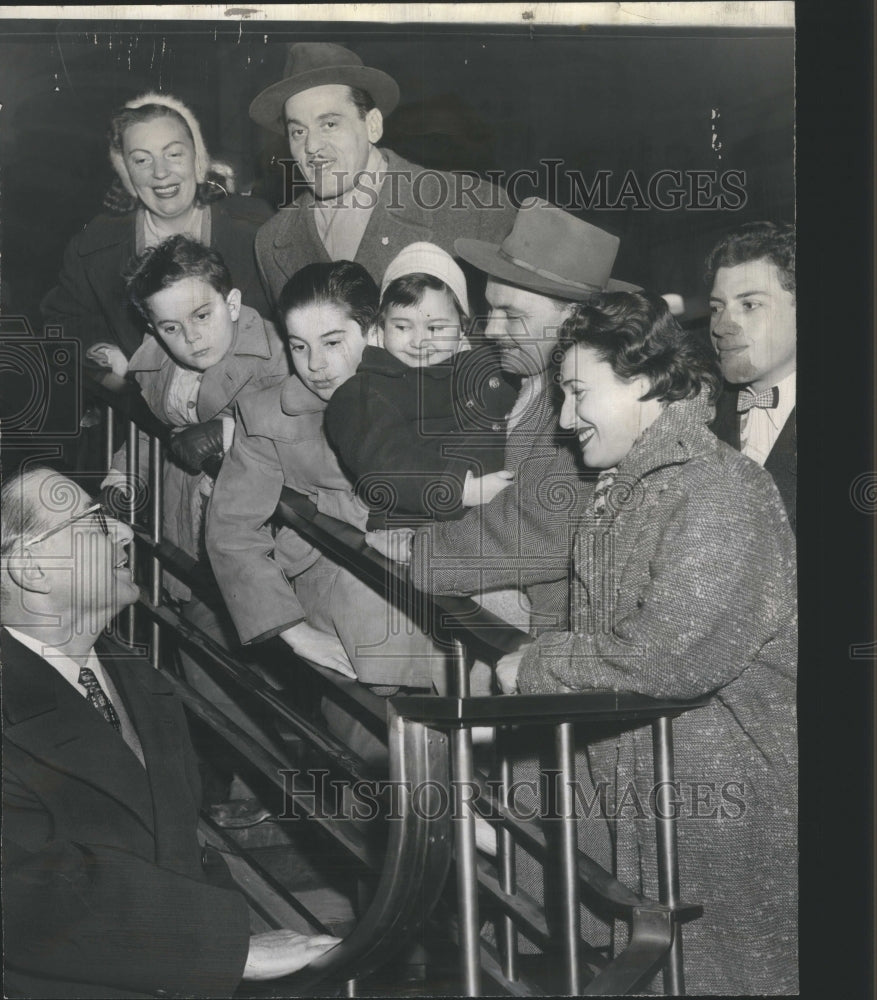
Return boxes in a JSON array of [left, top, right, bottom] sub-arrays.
[[381, 236, 389, 245]]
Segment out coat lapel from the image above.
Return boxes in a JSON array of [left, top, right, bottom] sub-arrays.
[[710, 385, 742, 450], [2, 632, 156, 835], [103, 642, 203, 874]]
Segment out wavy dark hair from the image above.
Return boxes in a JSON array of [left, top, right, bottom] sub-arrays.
[[277, 260, 379, 335], [704, 221, 795, 294], [103, 103, 230, 215], [559, 291, 722, 404], [125, 235, 233, 321]]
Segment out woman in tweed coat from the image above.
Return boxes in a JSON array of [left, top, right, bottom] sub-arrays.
[[499, 292, 797, 994]]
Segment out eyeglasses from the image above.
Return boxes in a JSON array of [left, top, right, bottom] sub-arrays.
[[23, 502, 110, 546]]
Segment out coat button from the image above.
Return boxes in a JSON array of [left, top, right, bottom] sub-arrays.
[[488, 376, 501, 389], [465, 399, 475, 408], [491, 422, 502, 431], [187, 400, 196, 408]]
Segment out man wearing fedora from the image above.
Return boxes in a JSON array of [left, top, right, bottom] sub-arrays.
[[373, 197, 637, 634], [248, 42, 515, 305]]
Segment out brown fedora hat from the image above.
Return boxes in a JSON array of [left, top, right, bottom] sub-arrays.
[[249, 42, 400, 134], [455, 197, 639, 301]]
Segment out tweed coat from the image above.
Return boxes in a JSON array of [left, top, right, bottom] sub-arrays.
[[41, 195, 274, 359], [2, 630, 250, 998], [324, 343, 517, 528], [711, 382, 797, 531], [409, 380, 591, 631], [206, 374, 371, 645], [517, 396, 798, 994], [254, 147, 516, 307]]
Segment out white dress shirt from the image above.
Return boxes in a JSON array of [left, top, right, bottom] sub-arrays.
[[739, 371, 796, 466]]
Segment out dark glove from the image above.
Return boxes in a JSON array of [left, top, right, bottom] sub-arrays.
[[168, 419, 225, 474]]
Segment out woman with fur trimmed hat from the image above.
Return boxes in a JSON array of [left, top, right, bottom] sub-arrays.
[[42, 92, 274, 370]]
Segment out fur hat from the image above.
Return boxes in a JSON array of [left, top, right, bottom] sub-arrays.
[[109, 91, 233, 198]]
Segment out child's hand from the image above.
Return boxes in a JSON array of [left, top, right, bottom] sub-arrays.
[[365, 527, 415, 563], [280, 623, 357, 679], [496, 644, 531, 694], [86, 343, 129, 377], [168, 420, 225, 474], [462, 470, 515, 507]]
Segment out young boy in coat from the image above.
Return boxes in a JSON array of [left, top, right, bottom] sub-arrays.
[[104, 235, 289, 770]]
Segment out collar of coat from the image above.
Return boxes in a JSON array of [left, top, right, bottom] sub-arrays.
[[613, 393, 718, 485], [357, 344, 455, 380], [279, 372, 328, 417], [127, 304, 274, 374], [270, 147, 434, 248]]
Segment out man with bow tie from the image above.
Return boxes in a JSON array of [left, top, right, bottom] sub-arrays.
[[1, 466, 338, 998], [707, 221, 797, 530]]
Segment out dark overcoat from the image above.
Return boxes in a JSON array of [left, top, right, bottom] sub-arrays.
[[2, 630, 251, 998], [41, 195, 274, 358], [325, 343, 517, 528], [409, 381, 591, 631]]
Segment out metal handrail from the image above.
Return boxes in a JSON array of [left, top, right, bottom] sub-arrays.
[[84, 371, 706, 995]]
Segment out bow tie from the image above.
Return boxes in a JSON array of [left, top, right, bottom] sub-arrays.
[[737, 386, 779, 412]]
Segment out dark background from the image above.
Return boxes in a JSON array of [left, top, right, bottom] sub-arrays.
[[0, 19, 794, 329]]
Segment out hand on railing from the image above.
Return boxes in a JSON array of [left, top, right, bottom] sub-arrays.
[[365, 527, 415, 564], [280, 622, 358, 679], [86, 342, 129, 377], [168, 420, 226, 474], [496, 644, 530, 694], [242, 930, 341, 981]]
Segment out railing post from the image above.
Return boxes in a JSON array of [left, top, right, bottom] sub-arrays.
[[555, 721, 582, 994], [451, 637, 481, 996], [124, 420, 139, 646], [103, 406, 115, 472], [149, 436, 163, 670], [653, 714, 685, 995], [497, 732, 518, 982]]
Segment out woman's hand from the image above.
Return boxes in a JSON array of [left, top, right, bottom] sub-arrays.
[[462, 470, 515, 507], [242, 930, 341, 981], [365, 527, 415, 563], [86, 343, 129, 377], [496, 644, 533, 694], [280, 622, 357, 679]]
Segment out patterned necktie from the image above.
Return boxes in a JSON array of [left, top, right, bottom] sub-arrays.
[[737, 385, 779, 412], [78, 666, 121, 733], [593, 468, 618, 516]]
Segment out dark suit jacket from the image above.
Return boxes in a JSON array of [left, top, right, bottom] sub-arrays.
[[41, 195, 274, 358], [1, 630, 250, 998], [710, 385, 797, 531], [254, 147, 516, 308]]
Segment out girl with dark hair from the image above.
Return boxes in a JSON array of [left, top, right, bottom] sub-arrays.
[[497, 291, 798, 994], [207, 261, 440, 761], [41, 92, 272, 367]]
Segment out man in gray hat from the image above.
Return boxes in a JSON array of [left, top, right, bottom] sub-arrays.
[[372, 197, 637, 633], [249, 42, 515, 305]]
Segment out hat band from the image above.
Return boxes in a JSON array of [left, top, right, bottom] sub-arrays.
[[497, 247, 605, 293]]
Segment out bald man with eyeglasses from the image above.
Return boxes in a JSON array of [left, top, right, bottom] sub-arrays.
[[1, 466, 339, 998]]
